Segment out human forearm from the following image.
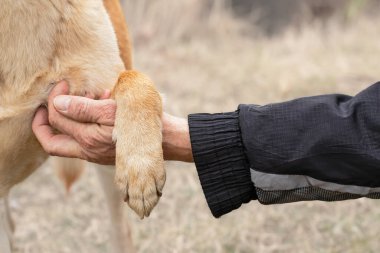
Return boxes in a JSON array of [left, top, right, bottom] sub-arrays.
[[162, 113, 193, 162]]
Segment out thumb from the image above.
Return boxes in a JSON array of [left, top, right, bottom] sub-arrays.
[[48, 79, 69, 117], [53, 95, 116, 126]]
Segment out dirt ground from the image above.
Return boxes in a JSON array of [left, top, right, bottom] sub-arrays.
[[10, 2, 380, 253]]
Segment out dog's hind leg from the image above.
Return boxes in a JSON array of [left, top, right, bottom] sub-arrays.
[[0, 197, 12, 253], [3, 196, 14, 239], [95, 165, 136, 253]]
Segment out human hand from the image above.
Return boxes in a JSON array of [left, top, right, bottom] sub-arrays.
[[32, 81, 117, 164], [32, 80, 194, 164]]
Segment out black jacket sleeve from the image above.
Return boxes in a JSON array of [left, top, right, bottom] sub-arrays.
[[189, 82, 380, 218], [188, 112, 257, 218]]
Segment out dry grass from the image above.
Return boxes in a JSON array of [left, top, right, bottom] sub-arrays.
[[10, 1, 380, 253]]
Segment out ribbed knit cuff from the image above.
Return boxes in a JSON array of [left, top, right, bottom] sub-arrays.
[[188, 111, 257, 218]]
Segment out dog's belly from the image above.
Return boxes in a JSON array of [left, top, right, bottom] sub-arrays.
[[0, 0, 124, 195]]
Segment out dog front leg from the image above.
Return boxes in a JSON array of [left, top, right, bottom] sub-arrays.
[[112, 70, 165, 219]]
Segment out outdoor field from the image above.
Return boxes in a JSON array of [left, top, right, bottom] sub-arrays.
[[10, 1, 380, 252]]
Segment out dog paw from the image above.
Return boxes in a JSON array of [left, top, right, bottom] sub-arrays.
[[115, 154, 165, 219]]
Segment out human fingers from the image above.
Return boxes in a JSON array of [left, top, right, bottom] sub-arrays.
[[45, 81, 116, 164], [48, 80, 115, 125], [53, 95, 116, 126], [47, 84, 115, 161], [48, 98, 114, 155], [32, 107, 84, 159], [33, 107, 115, 164]]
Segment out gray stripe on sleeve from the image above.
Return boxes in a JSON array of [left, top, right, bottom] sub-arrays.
[[255, 187, 380, 205], [250, 169, 380, 196]]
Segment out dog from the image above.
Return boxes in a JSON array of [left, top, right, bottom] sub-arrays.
[[0, 0, 166, 252]]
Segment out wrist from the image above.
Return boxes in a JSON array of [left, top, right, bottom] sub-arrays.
[[162, 113, 193, 162]]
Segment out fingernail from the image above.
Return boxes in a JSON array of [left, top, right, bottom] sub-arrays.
[[54, 96, 71, 112]]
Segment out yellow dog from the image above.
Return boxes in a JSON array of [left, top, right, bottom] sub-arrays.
[[0, 0, 165, 252]]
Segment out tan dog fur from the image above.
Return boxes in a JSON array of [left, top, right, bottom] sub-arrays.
[[0, 0, 165, 251]]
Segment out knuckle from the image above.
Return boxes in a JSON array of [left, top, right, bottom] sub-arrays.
[[96, 127, 113, 144], [81, 137, 97, 150], [79, 130, 98, 150], [101, 103, 116, 122]]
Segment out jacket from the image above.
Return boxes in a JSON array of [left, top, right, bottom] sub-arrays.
[[189, 82, 380, 218]]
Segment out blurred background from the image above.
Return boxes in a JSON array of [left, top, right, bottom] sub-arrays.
[[11, 0, 380, 252]]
